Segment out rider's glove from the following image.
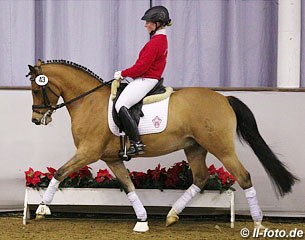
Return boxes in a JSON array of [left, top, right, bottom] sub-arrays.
[[114, 71, 124, 80]]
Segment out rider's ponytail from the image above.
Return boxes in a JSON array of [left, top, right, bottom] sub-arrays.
[[166, 19, 172, 27]]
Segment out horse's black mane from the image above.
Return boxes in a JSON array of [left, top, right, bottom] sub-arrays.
[[44, 59, 104, 83]]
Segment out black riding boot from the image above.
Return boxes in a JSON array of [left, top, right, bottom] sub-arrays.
[[118, 106, 145, 155]]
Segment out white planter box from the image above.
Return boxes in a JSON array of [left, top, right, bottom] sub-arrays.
[[23, 188, 235, 227]]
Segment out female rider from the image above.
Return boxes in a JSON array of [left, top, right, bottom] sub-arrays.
[[114, 6, 171, 156]]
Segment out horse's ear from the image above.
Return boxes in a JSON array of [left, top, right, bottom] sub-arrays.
[[37, 59, 43, 67], [28, 65, 36, 74]]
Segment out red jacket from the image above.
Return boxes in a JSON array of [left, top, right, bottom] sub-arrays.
[[121, 34, 168, 80]]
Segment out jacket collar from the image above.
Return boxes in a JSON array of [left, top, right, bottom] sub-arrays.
[[153, 28, 166, 36]]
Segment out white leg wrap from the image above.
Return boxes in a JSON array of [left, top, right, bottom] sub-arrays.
[[127, 191, 147, 221], [172, 184, 201, 214], [42, 177, 60, 205], [244, 186, 263, 222]]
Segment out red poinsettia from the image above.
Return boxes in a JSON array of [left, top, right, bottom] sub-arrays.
[[69, 171, 79, 179], [79, 166, 92, 179], [150, 164, 166, 181], [95, 169, 113, 183], [68, 166, 92, 180], [217, 167, 236, 185], [208, 164, 217, 175], [163, 161, 185, 188], [25, 167, 44, 186], [25, 161, 236, 191], [46, 167, 56, 180], [164, 167, 180, 188], [129, 171, 147, 187]]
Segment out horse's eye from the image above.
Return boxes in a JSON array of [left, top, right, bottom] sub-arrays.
[[33, 90, 40, 95]]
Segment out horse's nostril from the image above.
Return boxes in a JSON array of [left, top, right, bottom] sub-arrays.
[[32, 118, 40, 125]]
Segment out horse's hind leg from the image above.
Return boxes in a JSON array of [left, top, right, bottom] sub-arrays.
[[211, 142, 264, 229], [166, 142, 209, 227]]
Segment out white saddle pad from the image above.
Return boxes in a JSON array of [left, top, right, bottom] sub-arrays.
[[108, 95, 170, 136]]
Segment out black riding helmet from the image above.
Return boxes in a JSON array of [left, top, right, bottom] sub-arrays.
[[141, 6, 171, 26], [141, 6, 171, 35]]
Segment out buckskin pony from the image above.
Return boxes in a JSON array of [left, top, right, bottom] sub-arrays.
[[27, 60, 297, 232]]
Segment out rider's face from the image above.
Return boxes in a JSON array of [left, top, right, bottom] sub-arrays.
[[145, 21, 158, 34]]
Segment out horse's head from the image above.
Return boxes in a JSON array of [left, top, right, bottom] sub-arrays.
[[28, 60, 61, 125]]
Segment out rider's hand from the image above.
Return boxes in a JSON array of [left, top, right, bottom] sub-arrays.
[[114, 71, 124, 81]]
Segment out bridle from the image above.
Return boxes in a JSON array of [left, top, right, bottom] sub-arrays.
[[28, 64, 114, 119], [31, 83, 61, 113]]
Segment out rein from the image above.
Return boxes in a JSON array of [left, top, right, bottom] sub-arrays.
[[29, 64, 114, 112], [52, 80, 113, 110]]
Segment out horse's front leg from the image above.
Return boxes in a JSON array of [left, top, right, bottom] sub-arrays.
[[106, 160, 149, 233], [35, 150, 100, 219]]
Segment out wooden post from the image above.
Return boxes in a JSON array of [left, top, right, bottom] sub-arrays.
[[277, 0, 301, 88]]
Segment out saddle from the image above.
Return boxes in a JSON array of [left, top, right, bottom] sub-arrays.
[[111, 78, 173, 130], [111, 78, 173, 161]]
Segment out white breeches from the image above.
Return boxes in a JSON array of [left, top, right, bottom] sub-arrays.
[[115, 78, 158, 112]]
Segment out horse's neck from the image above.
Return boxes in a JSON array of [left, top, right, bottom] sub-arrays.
[[43, 64, 109, 113], [43, 64, 100, 99]]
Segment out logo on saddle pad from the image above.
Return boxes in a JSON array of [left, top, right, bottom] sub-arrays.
[[152, 116, 162, 128]]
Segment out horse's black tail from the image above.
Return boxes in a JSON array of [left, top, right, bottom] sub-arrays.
[[227, 96, 298, 197]]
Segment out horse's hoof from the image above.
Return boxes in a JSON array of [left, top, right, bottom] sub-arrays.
[[35, 203, 51, 218], [254, 221, 266, 231], [165, 215, 179, 227], [166, 208, 179, 227], [133, 221, 149, 233], [35, 214, 45, 220]]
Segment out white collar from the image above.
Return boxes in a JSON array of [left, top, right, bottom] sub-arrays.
[[154, 28, 166, 36]]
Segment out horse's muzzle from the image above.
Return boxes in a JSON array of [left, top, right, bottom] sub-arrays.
[[32, 118, 41, 125], [32, 109, 53, 125]]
